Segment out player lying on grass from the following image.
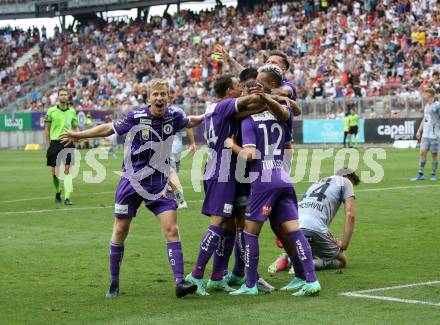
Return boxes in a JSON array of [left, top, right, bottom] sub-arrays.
[[59, 79, 204, 299], [268, 168, 359, 278]]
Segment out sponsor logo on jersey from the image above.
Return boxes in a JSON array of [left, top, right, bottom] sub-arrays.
[[223, 203, 233, 214], [134, 113, 150, 118], [377, 121, 415, 140], [139, 118, 152, 125]]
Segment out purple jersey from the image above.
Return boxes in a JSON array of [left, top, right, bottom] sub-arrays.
[[282, 79, 297, 101], [241, 110, 293, 193], [204, 98, 238, 182], [112, 105, 189, 195]]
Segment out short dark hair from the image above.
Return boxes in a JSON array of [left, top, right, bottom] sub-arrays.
[[58, 87, 68, 94], [269, 50, 290, 70], [214, 74, 234, 98], [239, 68, 258, 83], [336, 167, 361, 186]]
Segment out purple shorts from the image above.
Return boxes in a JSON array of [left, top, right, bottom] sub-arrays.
[[202, 180, 236, 218], [235, 182, 250, 208], [245, 186, 298, 223], [114, 178, 177, 218]]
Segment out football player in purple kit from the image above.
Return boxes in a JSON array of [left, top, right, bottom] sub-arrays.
[[185, 74, 286, 295], [227, 65, 321, 296], [59, 79, 204, 299], [215, 44, 298, 102]]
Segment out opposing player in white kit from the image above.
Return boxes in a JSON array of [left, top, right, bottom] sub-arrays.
[[269, 168, 360, 275], [296, 168, 360, 271], [411, 88, 440, 182]]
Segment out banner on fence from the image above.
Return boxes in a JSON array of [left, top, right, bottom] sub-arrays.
[[364, 118, 422, 143], [303, 119, 365, 144], [0, 113, 32, 131]]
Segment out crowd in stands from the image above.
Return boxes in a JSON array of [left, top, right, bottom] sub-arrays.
[[0, 0, 438, 114]]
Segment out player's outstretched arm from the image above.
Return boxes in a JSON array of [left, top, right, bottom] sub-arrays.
[[270, 94, 301, 116], [272, 85, 293, 99], [225, 136, 256, 162], [187, 114, 205, 128], [340, 196, 356, 251], [186, 127, 196, 155], [59, 123, 114, 146], [261, 93, 289, 121]]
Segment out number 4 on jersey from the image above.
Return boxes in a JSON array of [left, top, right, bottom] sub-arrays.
[[207, 117, 218, 145], [307, 182, 330, 202]]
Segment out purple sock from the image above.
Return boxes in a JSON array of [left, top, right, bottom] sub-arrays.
[[192, 225, 224, 279], [244, 231, 259, 288], [289, 254, 305, 280], [167, 241, 184, 285], [222, 230, 236, 273], [286, 230, 317, 283], [232, 228, 246, 277], [211, 229, 235, 281], [109, 242, 124, 285]]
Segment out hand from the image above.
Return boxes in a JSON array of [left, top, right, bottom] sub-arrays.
[[336, 240, 343, 250], [188, 143, 196, 155], [59, 129, 78, 146], [214, 44, 228, 62], [248, 82, 264, 95], [224, 136, 235, 149], [416, 130, 421, 140]]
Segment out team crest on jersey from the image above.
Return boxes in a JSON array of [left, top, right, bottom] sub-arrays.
[[163, 124, 173, 135], [261, 205, 272, 217], [141, 126, 150, 140], [66, 119, 72, 126]]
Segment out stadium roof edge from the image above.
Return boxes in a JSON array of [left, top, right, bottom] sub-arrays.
[[0, 0, 205, 20]]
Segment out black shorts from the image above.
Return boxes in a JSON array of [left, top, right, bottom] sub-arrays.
[[349, 126, 358, 135], [46, 140, 75, 167]]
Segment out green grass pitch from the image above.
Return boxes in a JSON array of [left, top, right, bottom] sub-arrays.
[[1, 148, 439, 324]]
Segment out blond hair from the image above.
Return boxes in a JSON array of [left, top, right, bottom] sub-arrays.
[[147, 79, 169, 95], [423, 88, 436, 97]]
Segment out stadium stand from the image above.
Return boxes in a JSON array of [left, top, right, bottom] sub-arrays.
[[0, 0, 439, 116]]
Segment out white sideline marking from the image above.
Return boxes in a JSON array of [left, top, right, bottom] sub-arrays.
[[0, 191, 115, 203], [340, 281, 440, 307], [1, 184, 440, 206], [356, 184, 440, 193], [0, 205, 114, 215]]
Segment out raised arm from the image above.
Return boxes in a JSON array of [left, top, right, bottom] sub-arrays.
[[187, 114, 204, 128], [340, 196, 356, 251], [59, 123, 114, 146], [215, 44, 245, 75]]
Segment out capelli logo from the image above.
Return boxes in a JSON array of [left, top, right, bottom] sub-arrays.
[[377, 121, 415, 140]]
